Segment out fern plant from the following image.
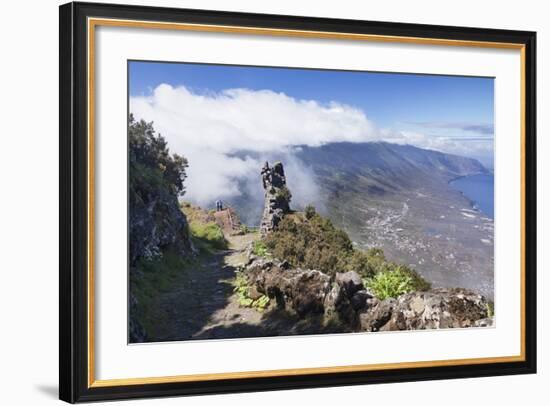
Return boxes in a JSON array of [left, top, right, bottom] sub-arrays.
[[365, 266, 416, 300], [233, 272, 270, 311]]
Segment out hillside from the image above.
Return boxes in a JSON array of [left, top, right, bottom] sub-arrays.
[[230, 141, 488, 222], [238, 165, 492, 333], [226, 142, 494, 299], [296, 141, 488, 191], [305, 144, 493, 299], [129, 140, 493, 342], [299, 142, 487, 177]]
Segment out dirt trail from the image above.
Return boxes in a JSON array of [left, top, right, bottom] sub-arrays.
[[147, 229, 348, 341], [148, 232, 268, 341]]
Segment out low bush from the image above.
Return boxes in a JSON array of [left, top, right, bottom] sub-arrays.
[[304, 204, 316, 220], [264, 211, 353, 276], [264, 208, 431, 296], [358, 249, 431, 292]]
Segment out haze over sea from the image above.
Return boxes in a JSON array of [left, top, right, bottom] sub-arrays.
[[449, 173, 494, 218]]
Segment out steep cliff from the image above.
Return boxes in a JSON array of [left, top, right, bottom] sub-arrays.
[[129, 115, 192, 265], [128, 115, 193, 342]]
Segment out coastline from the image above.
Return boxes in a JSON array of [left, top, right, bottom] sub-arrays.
[[448, 173, 494, 219]]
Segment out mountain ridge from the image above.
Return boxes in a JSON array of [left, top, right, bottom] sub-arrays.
[[295, 141, 488, 188], [226, 141, 494, 299], [227, 141, 489, 226]]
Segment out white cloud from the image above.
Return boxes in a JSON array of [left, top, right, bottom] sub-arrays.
[[131, 84, 379, 154], [130, 84, 493, 211], [384, 130, 493, 158], [130, 84, 380, 209]]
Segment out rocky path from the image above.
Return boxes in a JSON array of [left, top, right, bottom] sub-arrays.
[[148, 232, 272, 341]]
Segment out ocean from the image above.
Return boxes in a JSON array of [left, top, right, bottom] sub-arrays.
[[449, 173, 494, 218]]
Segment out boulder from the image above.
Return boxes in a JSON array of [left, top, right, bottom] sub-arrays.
[[323, 284, 343, 318], [335, 271, 364, 297], [350, 290, 372, 310], [129, 189, 192, 265], [393, 288, 489, 330], [359, 298, 396, 332], [290, 270, 333, 316], [323, 283, 357, 326], [245, 258, 375, 324], [247, 285, 263, 301], [245, 258, 331, 317], [244, 256, 491, 333], [359, 288, 490, 332]]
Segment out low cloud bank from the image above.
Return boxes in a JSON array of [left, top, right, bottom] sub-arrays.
[[130, 84, 493, 214]]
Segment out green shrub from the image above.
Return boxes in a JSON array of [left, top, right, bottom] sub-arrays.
[[264, 211, 431, 293], [252, 240, 269, 257], [265, 213, 354, 276], [129, 114, 188, 197], [356, 248, 430, 290], [364, 267, 416, 300], [239, 224, 250, 234], [341, 250, 378, 277], [304, 204, 316, 220]]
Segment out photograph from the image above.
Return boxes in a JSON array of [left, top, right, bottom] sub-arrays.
[[128, 61, 496, 343], [54, 1, 537, 402]]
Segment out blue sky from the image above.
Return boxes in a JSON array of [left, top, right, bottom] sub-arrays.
[[129, 60, 494, 168]]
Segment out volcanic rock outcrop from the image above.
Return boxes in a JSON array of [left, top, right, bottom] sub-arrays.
[[243, 255, 492, 332], [260, 161, 292, 235], [358, 288, 491, 332]]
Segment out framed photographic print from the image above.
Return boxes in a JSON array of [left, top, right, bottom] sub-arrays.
[[59, 1, 537, 403]]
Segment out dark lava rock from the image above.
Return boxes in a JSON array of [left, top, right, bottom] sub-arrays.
[[129, 187, 192, 265], [323, 283, 357, 326], [359, 298, 396, 332], [335, 271, 364, 297], [260, 161, 292, 235], [245, 253, 490, 333], [350, 290, 372, 311], [359, 288, 490, 332], [245, 258, 331, 317]]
